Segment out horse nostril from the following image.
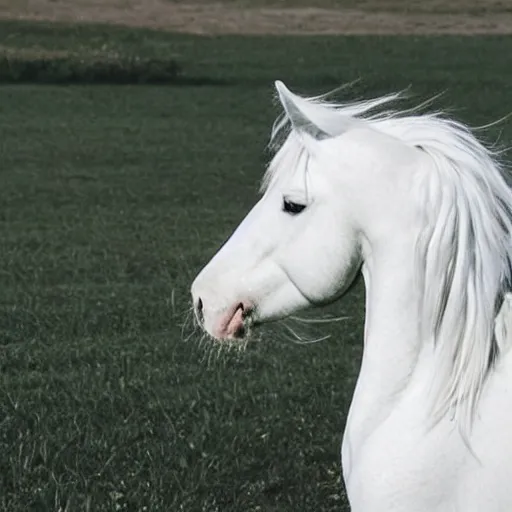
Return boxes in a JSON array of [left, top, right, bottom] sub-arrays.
[[196, 298, 204, 324], [237, 302, 252, 321], [238, 302, 254, 321]]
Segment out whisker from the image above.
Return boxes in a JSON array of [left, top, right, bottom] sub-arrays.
[[282, 321, 332, 344], [180, 306, 197, 343], [289, 315, 350, 324]]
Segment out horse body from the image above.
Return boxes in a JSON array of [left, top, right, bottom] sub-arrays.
[[344, 300, 512, 511], [191, 81, 512, 511]]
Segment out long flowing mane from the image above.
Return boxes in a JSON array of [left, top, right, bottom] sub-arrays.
[[265, 87, 512, 432]]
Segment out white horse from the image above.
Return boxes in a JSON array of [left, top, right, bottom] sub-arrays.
[[191, 81, 512, 511]]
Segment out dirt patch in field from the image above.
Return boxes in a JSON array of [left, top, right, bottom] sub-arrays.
[[0, 0, 511, 35]]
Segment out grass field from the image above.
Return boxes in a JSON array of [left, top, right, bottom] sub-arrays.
[[1, 21, 512, 511]]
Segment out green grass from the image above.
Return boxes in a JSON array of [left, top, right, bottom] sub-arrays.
[[1, 21, 511, 511], [0, 20, 511, 95]]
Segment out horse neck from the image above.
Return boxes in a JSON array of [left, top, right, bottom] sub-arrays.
[[344, 235, 428, 462]]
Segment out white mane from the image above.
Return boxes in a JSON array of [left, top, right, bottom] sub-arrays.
[[265, 89, 512, 431]]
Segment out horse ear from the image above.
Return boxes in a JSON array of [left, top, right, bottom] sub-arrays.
[[275, 80, 330, 140]]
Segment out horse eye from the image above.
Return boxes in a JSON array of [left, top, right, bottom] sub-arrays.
[[283, 198, 307, 215]]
